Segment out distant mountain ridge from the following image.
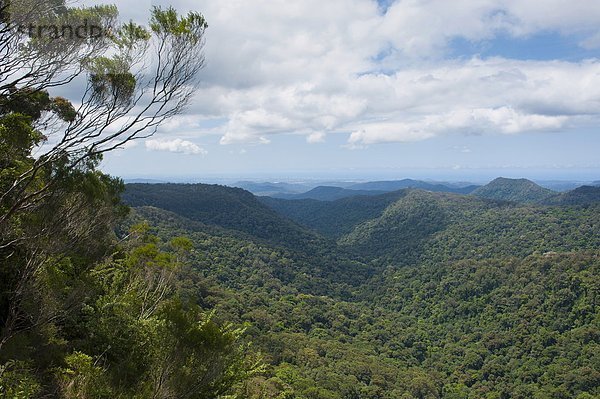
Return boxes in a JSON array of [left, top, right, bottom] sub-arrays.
[[272, 186, 387, 201], [257, 178, 480, 201], [123, 181, 599, 252], [124, 178, 167, 184], [231, 181, 311, 196], [346, 179, 480, 194], [261, 179, 600, 243], [472, 177, 556, 203]]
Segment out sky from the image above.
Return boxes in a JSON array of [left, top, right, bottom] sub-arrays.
[[80, 0, 600, 182]]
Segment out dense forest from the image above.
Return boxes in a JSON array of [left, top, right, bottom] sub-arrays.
[[121, 182, 600, 399], [1, 1, 599, 398]]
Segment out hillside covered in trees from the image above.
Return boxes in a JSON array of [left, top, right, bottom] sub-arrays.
[[3, 143, 600, 397], [114, 182, 600, 398], [471, 178, 556, 204], [1, 0, 599, 398]]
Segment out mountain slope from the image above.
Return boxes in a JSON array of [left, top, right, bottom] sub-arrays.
[[122, 183, 323, 251], [260, 189, 410, 238], [543, 185, 600, 206], [472, 177, 555, 203], [339, 189, 600, 263], [339, 190, 494, 262], [272, 186, 387, 201], [126, 206, 373, 295], [129, 185, 600, 399]]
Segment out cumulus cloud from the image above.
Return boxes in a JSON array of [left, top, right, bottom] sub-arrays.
[[145, 139, 207, 155], [307, 131, 326, 144], [93, 0, 600, 146], [348, 106, 568, 147]]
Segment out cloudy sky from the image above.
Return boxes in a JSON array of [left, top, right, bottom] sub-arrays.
[[91, 0, 600, 181]]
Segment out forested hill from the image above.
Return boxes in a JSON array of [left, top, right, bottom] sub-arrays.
[[119, 182, 600, 398], [471, 177, 556, 203], [543, 185, 600, 206], [123, 183, 324, 251], [338, 189, 600, 263], [259, 189, 410, 238], [123, 182, 600, 264]]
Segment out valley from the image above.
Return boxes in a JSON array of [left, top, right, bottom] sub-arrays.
[[120, 178, 600, 398]]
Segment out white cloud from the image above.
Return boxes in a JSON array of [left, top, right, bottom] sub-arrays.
[[348, 105, 569, 147], [94, 0, 600, 146], [348, 122, 437, 147], [307, 131, 326, 144], [145, 139, 207, 155]]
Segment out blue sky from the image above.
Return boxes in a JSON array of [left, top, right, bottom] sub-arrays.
[[97, 0, 600, 182]]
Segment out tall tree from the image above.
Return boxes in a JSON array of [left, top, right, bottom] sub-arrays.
[[0, 0, 208, 342], [0, 0, 207, 226]]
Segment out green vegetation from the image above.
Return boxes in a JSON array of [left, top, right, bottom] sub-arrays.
[[339, 190, 600, 264], [1, 2, 261, 397], [3, 157, 600, 398], [543, 186, 600, 206], [471, 177, 556, 203], [271, 186, 387, 201], [260, 190, 409, 238], [117, 183, 599, 398], [1, 1, 599, 397], [123, 183, 323, 252]]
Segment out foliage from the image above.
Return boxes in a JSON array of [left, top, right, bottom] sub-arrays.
[[0, 361, 41, 398], [260, 190, 409, 238], [471, 177, 555, 204], [1, 1, 599, 394], [123, 184, 327, 252], [543, 186, 600, 206], [1, 215, 260, 397], [0, 2, 260, 397], [122, 183, 600, 398], [0, 0, 208, 230]]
